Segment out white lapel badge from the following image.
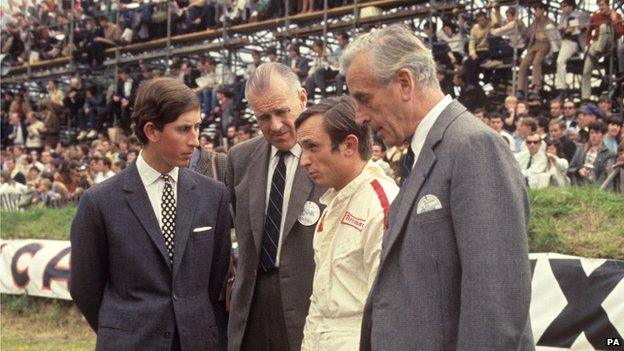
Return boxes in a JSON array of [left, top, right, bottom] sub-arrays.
[[416, 194, 443, 214]]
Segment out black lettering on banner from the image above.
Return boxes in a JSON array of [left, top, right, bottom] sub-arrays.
[[42, 247, 71, 290], [11, 243, 43, 288], [537, 259, 624, 349]]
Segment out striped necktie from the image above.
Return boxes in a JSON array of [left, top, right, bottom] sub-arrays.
[[259, 151, 287, 271], [399, 146, 415, 187]]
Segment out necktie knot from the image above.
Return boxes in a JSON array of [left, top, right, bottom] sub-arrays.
[[161, 174, 172, 183]]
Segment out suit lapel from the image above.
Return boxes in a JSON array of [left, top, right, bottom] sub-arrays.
[[172, 168, 198, 278], [282, 165, 313, 243], [380, 100, 467, 264], [123, 163, 171, 267], [248, 141, 271, 256]]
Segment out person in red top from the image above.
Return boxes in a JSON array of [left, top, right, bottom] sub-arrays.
[[581, 0, 624, 100]]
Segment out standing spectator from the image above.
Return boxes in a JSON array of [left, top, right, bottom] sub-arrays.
[[598, 93, 613, 119], [93, 156, 115, 184], [450, 71, 486, 111], [108, 67, 137, 135], [25, 111, 44, 152], [549, 99, 564, 122], [555, 0, 587, 98], [38, 102, 61, 148], [83, 17, 107, 67], [545, 140, 571, 187], [6, 112, 27, 147], [548, 119, 577, 162], [490, 6, 526, 57], [581, 0, 623, 101], [515, 132, 548, 188], [501, 95, 518, 133], [568, 120, 616, 184], [516, 3, 553, 100], [604, 116, 622, 154], [371, 142, 393, 177], [600, 143, 624, 193], [65, 76, 87, 134]]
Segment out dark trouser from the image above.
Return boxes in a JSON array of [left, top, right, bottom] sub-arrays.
[[464, 51, 489, 87], [241, 268, 290, 351]]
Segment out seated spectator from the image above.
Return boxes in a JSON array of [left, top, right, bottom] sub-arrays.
[[473, 108, 488, 125], [515, 132, 549, 188], [516, 3, 554, 100], [4, 157, 26, 185], [437, 19, 466, 68], [31, 178, 60, 206], [421, 20, 452, 67], [38, 101, 61, 148], [545, 139, 571, 187], [78, 85, 106, 140], [568, 120, 617, 185], [547, 120, 577, 162], [490, 6, 526, 60], [305, 40, 335, 100], [2, 22, 26, 65], [26, 166, 42, 188], [488, 114, 514, 149], [500, 95, 518, 133], [371, 142, 393, 177], [0, 169, 28, 195], [33, 25, 62, 61], [237, 124, 253, 143], [108, 67, 138, 135], [213, 88, 235, 134], [266, 46, 279, 63], [600, 143, 624, 193], [581, 0, 623, 101], [464, 10, 501, 87], [450, 71, 486, 111], [604, 116, 623, 154], [555, 0, 587, 98], [549, 99, 564, 122], [562, 99, 578, 129], [288, 44, 309, 83], [514, 116, 537, 153]]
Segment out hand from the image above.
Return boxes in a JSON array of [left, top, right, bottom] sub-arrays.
[[69, 91, 77, 98], [546, 153, 557, 160], [470, 53, 478, 60], [578, 168, 589, 177], [121, 98, 129, 107]]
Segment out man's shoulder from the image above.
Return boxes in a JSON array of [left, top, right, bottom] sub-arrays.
[[228, 136, 266, 157], [182, 167, 227, 193]]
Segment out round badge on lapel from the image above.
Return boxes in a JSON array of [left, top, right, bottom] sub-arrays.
[[298, 201, 321, 226]]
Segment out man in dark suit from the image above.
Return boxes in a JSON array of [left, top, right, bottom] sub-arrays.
[[227, 62, 325, 351], [70, 77, 231, 351], [343, 24, 534, 350]]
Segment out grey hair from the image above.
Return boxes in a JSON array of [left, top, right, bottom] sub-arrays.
[[340, 24, 439, 89], [245, 62, 302, 101]]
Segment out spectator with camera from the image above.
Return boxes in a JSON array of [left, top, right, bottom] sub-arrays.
[[568, 120, 617, 185]]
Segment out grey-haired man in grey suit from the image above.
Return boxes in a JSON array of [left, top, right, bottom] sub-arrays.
[[70, 78, 231, 350], [227, 62, 325, 351], [343, 24, 535, 350]]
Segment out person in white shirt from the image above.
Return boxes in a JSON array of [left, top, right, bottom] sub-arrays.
[[296, 96, 399, 351], [93, 157, 115, 184], [488, 114, 515, 150], [515, 132, 548, 188]]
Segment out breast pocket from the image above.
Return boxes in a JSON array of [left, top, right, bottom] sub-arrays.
[[412, 208, 450, 224], [191, 227, 214, 241]]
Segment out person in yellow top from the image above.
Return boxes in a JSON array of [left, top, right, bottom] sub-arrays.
[[295, 96, 399, 351]]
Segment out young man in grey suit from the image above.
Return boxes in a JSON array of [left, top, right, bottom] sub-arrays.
[[227, 62, 325, 351], [343, 25, 535, 350], [70, 77, 231, 350]]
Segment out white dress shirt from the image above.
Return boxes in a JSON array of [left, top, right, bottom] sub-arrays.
[[136, 152, 179, 231], [265, 143, 301, 267], [409, 95, 453, 169]]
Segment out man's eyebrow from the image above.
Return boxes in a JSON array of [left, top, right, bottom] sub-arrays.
[[352, 91, 369, 101]]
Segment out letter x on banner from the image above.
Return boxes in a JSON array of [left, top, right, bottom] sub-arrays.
[[0, 242, 623, 350]]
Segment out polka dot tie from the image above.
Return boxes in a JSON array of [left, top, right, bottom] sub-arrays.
[[161, 174, 176, 264]]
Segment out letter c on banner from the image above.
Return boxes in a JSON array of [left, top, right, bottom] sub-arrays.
[[11, 243, 43, 289], [42, 247, 71, 290]]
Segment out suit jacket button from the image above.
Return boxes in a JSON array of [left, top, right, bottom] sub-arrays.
[[164, 331, 171, 338]]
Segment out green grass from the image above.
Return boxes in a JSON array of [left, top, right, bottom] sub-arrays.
[[0, 187, 622, 349], [528, 186, 624, 259], [1, 207, 76, 241]]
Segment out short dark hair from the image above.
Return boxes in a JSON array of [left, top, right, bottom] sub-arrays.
[[338, 31, 350, 41], [98, 157, 112, 168], [588, 120, 608, 134], [295, 96, 372, 160], [131, 77, 200, 144], [608, 116, 623, 127], [520, 117, 538, 132]]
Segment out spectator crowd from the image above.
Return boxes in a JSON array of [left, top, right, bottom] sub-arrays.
[[2, 0, 624, 209]]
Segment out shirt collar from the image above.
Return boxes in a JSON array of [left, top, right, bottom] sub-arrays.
[[270, 143, 302, 160], [136, 151, 179, 186], [410, 95, 453, 154]]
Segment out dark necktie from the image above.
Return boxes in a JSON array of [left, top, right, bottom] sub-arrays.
[[527, 155, 533, 169], [161, 174, 176, 264], [260, 151, 287, 271], [400, 146, 415, 187]]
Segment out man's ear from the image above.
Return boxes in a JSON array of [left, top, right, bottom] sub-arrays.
[[144, 122, 160, 143], [343, 134, 360, 157], [299, 88, 308, 109], [394, 68, 414, 101]]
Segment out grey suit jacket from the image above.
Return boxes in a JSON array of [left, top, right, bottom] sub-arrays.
[[70, 162, 231, 350], [227, 136, 325, 351], [360, 101, 535, 350]]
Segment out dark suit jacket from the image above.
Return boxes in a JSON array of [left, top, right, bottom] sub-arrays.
[[4, 121, 28, 147], [226, 136, 325, 351], [70, 163, 231, 350], [567, 143, 616, 185], [360, 101, 534, 350]]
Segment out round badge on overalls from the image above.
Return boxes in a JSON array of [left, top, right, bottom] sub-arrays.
[[298, 201, 321, 226]]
